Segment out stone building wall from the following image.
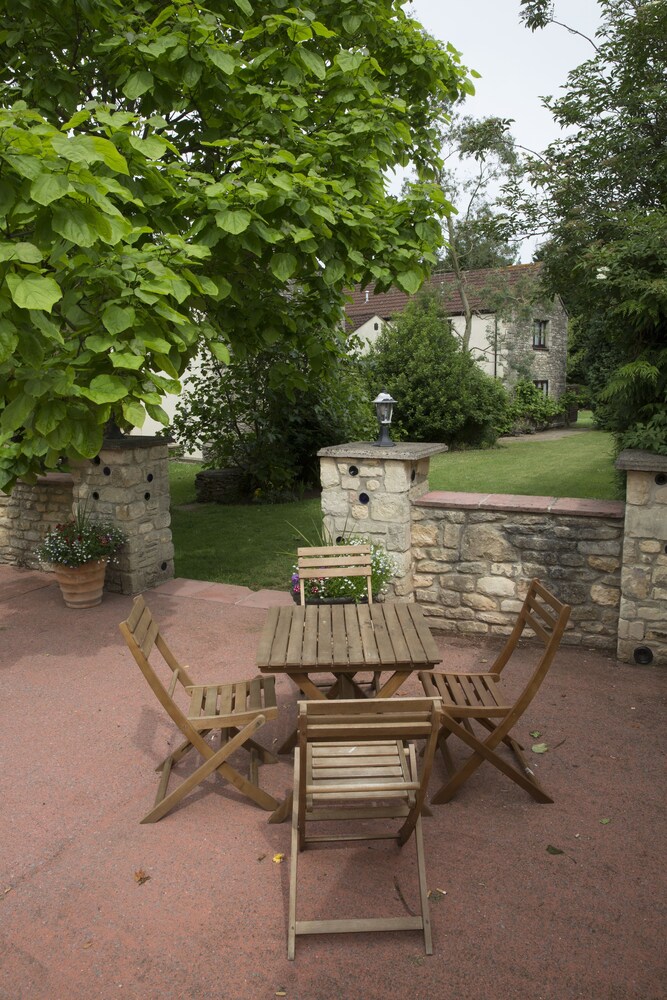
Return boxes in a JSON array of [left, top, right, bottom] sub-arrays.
[[411, 492, 625, 651]]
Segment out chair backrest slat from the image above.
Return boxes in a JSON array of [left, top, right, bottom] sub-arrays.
[[119, 596, 202, 750], [492, 578, 570, 676], [297, 696, 442, 845], [296, 544, 373, 606]]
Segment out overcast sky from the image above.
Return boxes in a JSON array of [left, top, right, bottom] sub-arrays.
[[410, 0, 603, 152], [399, 1, 604, 259]]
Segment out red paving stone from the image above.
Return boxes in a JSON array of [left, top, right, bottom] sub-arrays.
[[0, 565, 665, 1000]]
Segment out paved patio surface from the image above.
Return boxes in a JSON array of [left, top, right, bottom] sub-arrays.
[[1, 565, 665, 1000]]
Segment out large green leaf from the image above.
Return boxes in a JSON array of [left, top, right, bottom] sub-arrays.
[[128, 135, 168, 160], [323, 259, 345, 286], [270, 253, 297, 281], [109, 352, 144, 370], [30, 173, 70, 206], [299, 47, 326, 80], [52, 206, 101, 247], [0, 241, 42, 263], [34, 400, 67, 435], [215, 209, 252, 234], [0, 392, 35, 433], [396, 268, 423, 295], [0, 324, 18, 363], [122, 399, 146, 427], [209, 341, 231, 364], [123, 71, 154, 99], [207, 49, 235, 75], [79, 374, 130, 403], [6, 273, 62, 312], [102, 304, 136, 334]]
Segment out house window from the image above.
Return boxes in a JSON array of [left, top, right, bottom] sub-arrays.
[[373, 322, 379, 330], [533, 319, 548, 349], [533, 380, 549, 396]]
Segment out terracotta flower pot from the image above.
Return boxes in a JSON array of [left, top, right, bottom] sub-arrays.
[[53, 558, 109, 609]]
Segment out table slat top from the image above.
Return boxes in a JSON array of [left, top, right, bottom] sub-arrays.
[[257, 603, 440, 674]]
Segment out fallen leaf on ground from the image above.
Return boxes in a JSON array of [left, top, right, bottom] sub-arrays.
[[134, 869, 151, 885], [83, 940, 94, 949], [530, 730, 541, 739], [546, 845, 564, 855], [275, 990, 287, 997], [272, 853, 285, 864], [532, 743, 549, 754], [257, 853, 267, 862], [428, 888, 447, 902], [600, 818, 611, 825]]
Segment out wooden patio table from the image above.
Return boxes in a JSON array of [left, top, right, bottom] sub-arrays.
[[256, 601, 441, 821]]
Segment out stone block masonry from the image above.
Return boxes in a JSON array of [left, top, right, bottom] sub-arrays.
[[318, 442, 447, 598], [616, 450, 667, 666], [412, 492, 625, 651], [0, 437, 174, 595]]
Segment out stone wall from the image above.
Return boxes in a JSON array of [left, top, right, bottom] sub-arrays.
[[411, 492, 625, 651], [0, 437, 174, 595], [616, 450, 667, 665], [0, 473, 74, 568]]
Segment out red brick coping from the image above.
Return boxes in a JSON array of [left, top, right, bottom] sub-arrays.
[[416, 491, 625, 519]]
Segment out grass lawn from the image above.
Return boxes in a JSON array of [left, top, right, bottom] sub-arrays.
[[169, 464, 323, 588], [429, 425, 619, 501], [169, 414, 620, 590]]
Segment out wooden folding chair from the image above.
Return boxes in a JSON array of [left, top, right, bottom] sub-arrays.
[[297, 543, 379, 692], [297, 544, 373, 606], [288, 697, 443, 960], [119, 595, 279, 823], [419, 579, 571, 804]]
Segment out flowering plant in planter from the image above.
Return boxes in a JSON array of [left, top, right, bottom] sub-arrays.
[[290, 536, 396, 604], [38, 507, 127, 567]]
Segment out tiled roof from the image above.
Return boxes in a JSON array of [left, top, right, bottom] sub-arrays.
[[345, 262, 545, 331]]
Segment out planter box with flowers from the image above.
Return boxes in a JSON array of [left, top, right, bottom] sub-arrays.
[[38, 507, 127, 608], [290, 537, 396, 605]]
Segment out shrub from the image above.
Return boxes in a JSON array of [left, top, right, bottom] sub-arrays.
[[172, 343, 375, 500], [501, 379, 563, 434], [364, 289, 509, 448]]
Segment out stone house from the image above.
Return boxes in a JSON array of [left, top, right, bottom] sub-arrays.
[[345, 262, 568, 399]]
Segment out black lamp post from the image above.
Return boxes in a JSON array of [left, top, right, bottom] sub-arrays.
[[372, 390, 396, 447]]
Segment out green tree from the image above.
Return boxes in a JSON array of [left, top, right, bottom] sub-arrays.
[[435, 115, 520, 350], [365, 288, 508, 447], [172, 341, 375, 498], [515, 0, 667, 452], [0, 1, 475, 490]]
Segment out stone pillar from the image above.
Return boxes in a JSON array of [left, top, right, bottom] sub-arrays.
[[616, 449, 667, 666], [317, 442, 447, 599], [72, 436, 174, 595]]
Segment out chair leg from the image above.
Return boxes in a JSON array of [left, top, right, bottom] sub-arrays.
[[224, 729, 279, 765], [413, 814, 433, 956], [287, 757, 301, 960], [431, 715, 553, 805], [142, 717, 279, 822]]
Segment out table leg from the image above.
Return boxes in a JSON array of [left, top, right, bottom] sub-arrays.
[[269, 791, 293, 824], [375, 670, 411, 699]]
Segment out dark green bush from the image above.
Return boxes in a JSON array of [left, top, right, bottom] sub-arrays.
[[500, 379, 563, 434], [172, 344, 375, 500], [364, 289, 509, 448]]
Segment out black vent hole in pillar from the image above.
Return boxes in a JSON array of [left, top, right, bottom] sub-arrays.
[[358, 492, 370, 505]]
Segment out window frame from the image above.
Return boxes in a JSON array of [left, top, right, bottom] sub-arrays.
[[532, 319, 548, 350]]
